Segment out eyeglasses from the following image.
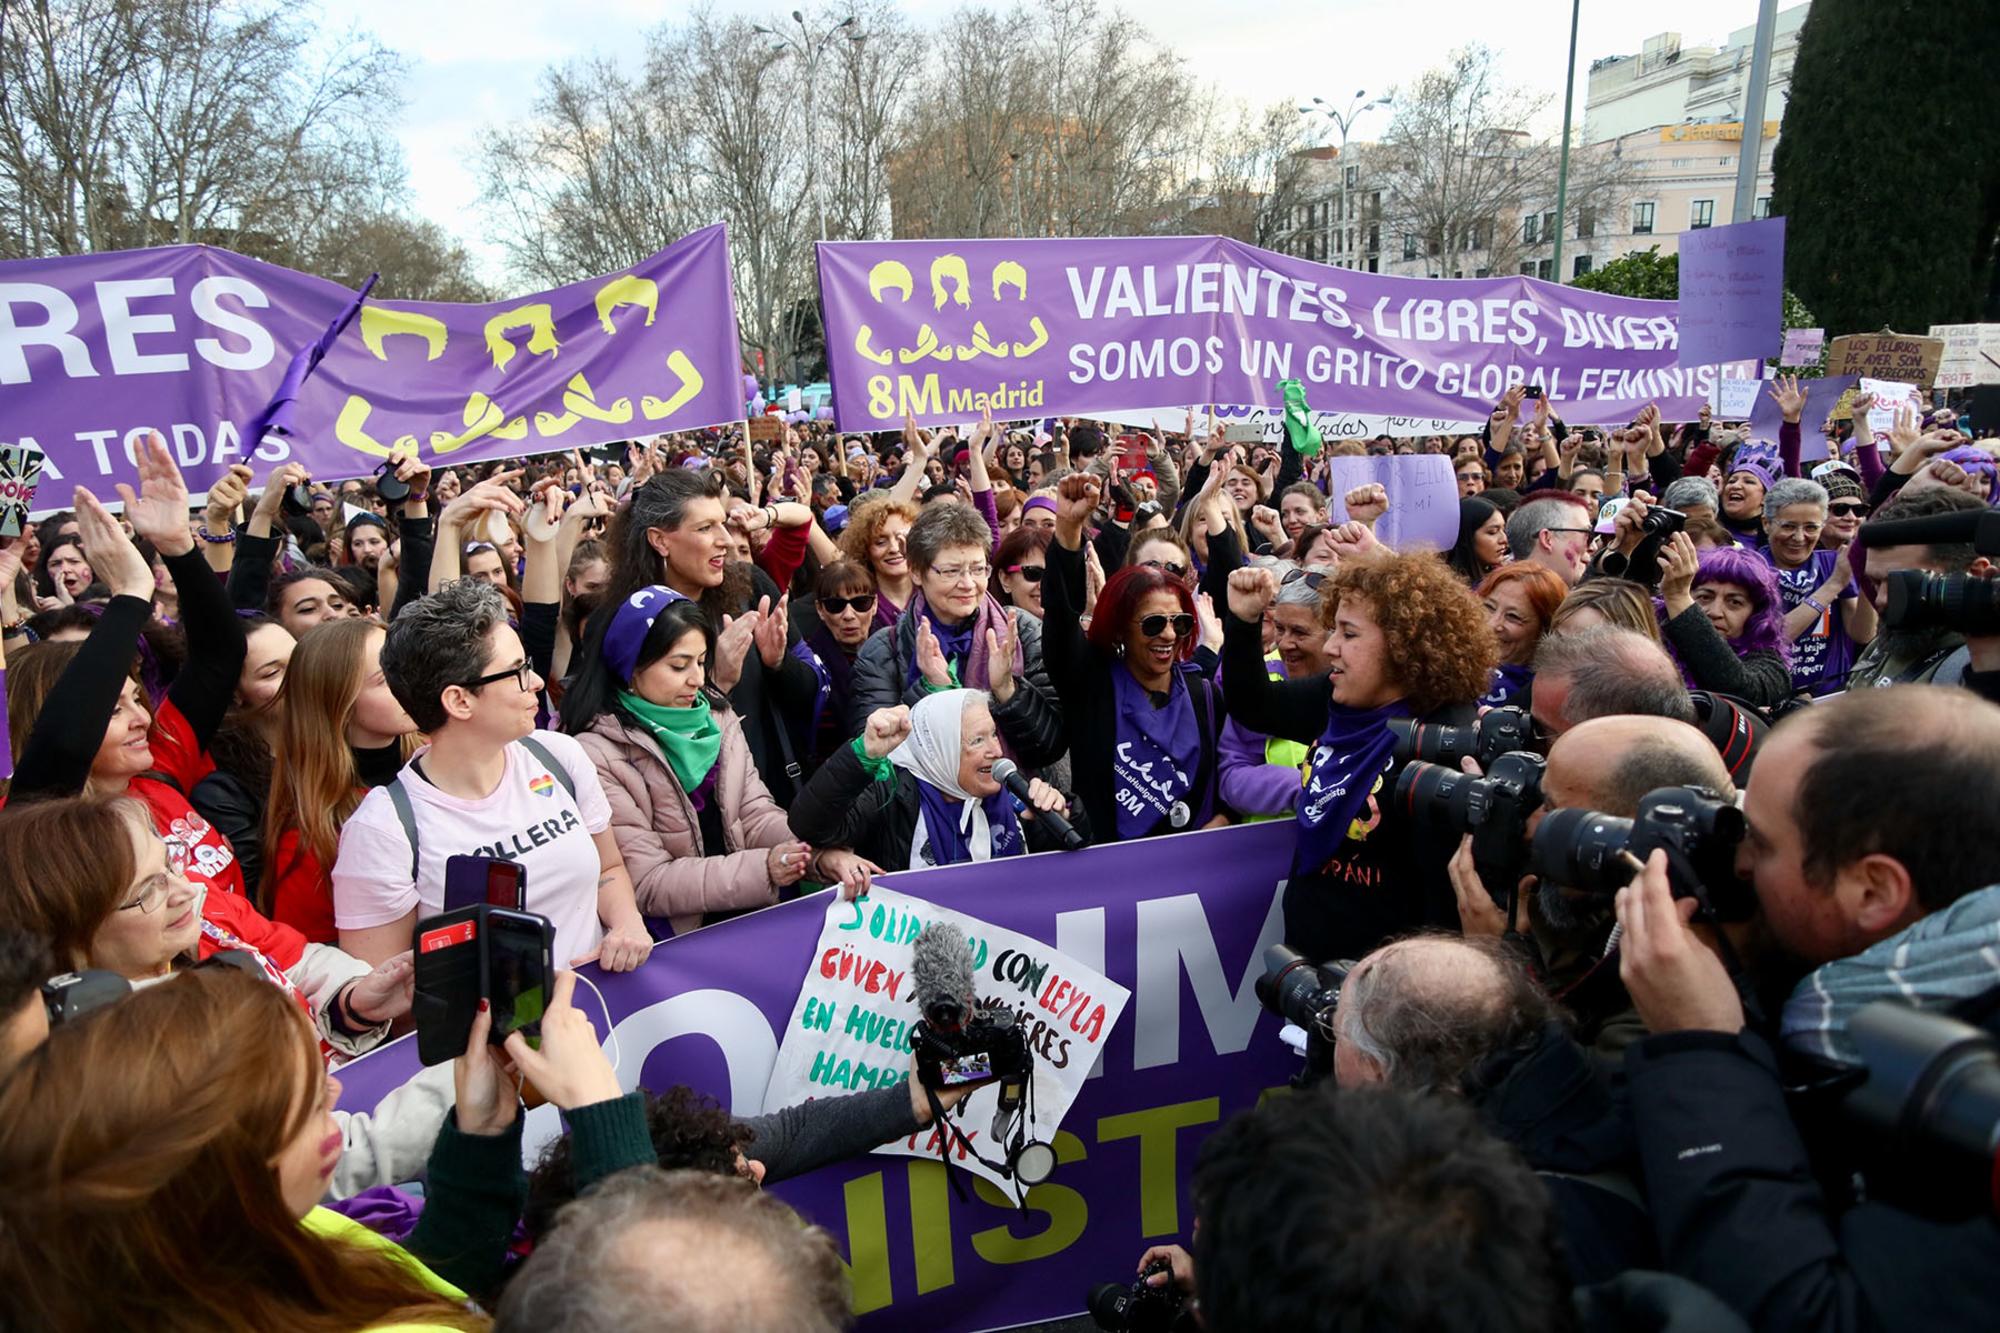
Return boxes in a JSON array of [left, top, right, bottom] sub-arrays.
[[1138, 612, 1196, 638], [930, 563, 989, 585], [1546, 527, 1594, 538], [1280, 567, 1328, 591], [1773, 521, 1823, 536], [463, 660, 537, 693], [120, 838, 190, 913], [1827, 502, 1869, 518], [1141, 558, 1190, 579], [821, 593, 877, 615], [1003, 564, 1046, 584]]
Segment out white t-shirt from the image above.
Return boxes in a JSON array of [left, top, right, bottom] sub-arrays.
[[332, 731, 614, 967]]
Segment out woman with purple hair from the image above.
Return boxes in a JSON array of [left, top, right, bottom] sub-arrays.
[[1657, 532, 1793, 707]]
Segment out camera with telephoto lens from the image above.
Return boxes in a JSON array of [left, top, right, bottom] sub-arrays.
[[1530, 786, 1754, 920], [1256, 944, 1349, 1087], [1396, 751, 1545, 905], [1390, 705, 1532, 769], [1087, 1259, 1193, 1332], [1840, 1000, 2000, 1221], [1882, 570, 2000, 638]]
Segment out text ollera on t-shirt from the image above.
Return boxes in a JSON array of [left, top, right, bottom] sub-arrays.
[[329, 731, 614, 968]]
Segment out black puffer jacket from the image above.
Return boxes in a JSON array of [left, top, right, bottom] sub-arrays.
[[846, 607, 1066, 771]]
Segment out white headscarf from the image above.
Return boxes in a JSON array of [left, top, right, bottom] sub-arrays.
[[888, 688, 1000, 865]]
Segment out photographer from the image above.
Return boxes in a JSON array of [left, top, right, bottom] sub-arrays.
[[1850, 489, 1990, 689], [1616, 687, 2000, 1331]]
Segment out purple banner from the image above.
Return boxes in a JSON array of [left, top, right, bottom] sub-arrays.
[[817, 235, 1711, 433], [336, 820, 1298, 1331], [0, 226, 742, 497], [1676, 216, 1786, 369]]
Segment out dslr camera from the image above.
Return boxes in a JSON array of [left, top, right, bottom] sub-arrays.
[[1883, 570, 2000, 638], [1088, 1259, 1193, 1332], [1841, 1000, 2000, 1221], [1395, 750, 1546, 908], [912, 992, 1033, 1092], [1531, 786, 1753, 920], [1390, 705, 1533, 769], [1256, 944, 1349, 1087]]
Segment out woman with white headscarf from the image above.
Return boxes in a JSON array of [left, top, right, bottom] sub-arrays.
[[787, 689, 1087, 871]]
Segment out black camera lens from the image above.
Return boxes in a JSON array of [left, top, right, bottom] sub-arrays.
[[373, 464, 412, 503], [1394, 760, 1474, 831], [1529, 807, 1637, 894], [1641, 504, 1688, 537], [1884, 570, 2000, 638], [1255, 944, 1345, 1031]]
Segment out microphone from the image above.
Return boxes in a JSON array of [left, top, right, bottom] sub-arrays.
[[990, 759, 1086, 851], [1857, 507, 2000, 556], [910, 921, 976, 1031]]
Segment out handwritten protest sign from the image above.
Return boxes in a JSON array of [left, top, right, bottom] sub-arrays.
[[763, 886, 1129, 1200], [1326, 453, 1458, 551], [1929, 323, 2000, 389], [746, 414, 785, 443], [1780, 327, 1825, 366], [1677, 217, 1786, 368], [1827, 332, 1945, 389], [1709, 363, 1764, 419], [1859, 377, 1922, 442]]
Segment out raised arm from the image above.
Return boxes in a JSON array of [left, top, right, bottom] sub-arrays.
[[197, 464, 252, 575], [1220, 566, 1333, 744]]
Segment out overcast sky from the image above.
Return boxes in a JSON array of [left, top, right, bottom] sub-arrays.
[[328, 0, 1788, 282]]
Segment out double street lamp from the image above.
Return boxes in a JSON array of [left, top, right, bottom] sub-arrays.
[[1298, 90, 1391, 266], [753, 10, 865, 243]]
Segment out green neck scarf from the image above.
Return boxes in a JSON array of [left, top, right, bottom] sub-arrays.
[[618, 690, 723, 792]]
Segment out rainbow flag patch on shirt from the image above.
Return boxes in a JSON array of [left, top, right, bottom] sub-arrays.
[[529, 773, 555, 797]]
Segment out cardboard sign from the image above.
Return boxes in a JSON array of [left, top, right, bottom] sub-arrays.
[[746, 415, 785, 443], [1326, 454, 1459, 551], [1780, 328, 1825, 366], [1826, 333, 1946, 389], [1928, 323, 2000, 389]]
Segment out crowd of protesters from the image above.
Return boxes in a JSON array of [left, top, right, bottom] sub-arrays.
[[1, 372, 1997, 1332]]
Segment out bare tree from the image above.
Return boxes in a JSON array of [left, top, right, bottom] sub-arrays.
[[304, 211, 491, 302], [820, 0, 920, 244]]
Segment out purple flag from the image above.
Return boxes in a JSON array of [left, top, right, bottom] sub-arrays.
[[818, 235, 1709, 433], [241, 271, 378, 450], [0, 226, 742, 500], [336, 820, 1301, 1331], [1676, 216, 1786, 368]]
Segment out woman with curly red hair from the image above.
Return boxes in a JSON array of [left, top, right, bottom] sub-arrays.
[[1041, 476, 1224, 841], [1224, 550, 1498, 962], [1475, 562, 1568, 708]]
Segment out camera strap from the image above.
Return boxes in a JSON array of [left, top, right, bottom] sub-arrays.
[[922, 1079, 1036, 1206]]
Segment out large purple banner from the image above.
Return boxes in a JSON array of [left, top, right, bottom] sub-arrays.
[[0, 226, 741, 496], [336, 820, 1299, 1331], [818, 235, 1710, 431]]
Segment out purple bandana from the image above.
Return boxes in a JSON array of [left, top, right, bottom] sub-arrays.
[[1939, 446, 2000, 503], [603, 585, 691, 683], [1110, 664, 1201, 838], [1294, 699, 1411, 876], [1021, 495, 1058, 520]]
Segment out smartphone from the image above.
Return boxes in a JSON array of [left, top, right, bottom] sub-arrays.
[[486, 908, 554, 1050], [444, 855, 526, 912], [0, 442, 46, 538], [1521, 384, 1544, 400], [412, 907, 485, 1066]]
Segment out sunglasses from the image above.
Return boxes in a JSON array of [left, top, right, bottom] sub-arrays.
[[1826, 502, 1869, 518], [1004, 564, 1046, 583], [821, 593, 876, 615], [1281, 567, 1328, 591], [1141, 558, 1190, 578], [1138, 612, 1196, 638]]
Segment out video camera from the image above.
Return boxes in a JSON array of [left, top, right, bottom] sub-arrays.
[[1395, 750, 1545, 911], [1087, 1259, 1193, 1332], [1530, 786, 1754, 921], [1860, 507, 2000, 638], [1842, 999, 2000, 1221], [1255, 944, 1349, 1087], [1390, 705, 1533, 769]]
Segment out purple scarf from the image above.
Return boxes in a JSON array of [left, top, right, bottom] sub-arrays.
[[902, 591, 1022, 692], [1294, 699, 1411, 876], [1480, 663, 1534, 709], [913, 780, 1024, 866], [1110, 664, 1202, 838]]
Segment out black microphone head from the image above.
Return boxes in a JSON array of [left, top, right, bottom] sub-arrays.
[[910, 921, 975, 1030], [990, 757, 1020, 786]]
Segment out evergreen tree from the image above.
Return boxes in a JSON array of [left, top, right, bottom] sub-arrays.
[[1771, 0, 2000, 334]]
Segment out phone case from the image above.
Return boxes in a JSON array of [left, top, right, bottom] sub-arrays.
[[411, 906, 486, 1066], [0, 443, 46, 539], [443, 854, 526, 912]]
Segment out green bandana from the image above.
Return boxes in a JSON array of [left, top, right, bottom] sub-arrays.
[[619, 690, 723, 792]]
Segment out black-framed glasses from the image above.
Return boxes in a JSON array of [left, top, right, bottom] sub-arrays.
[[1545, 527, 1594, 538], [1141, 558, 1190, 579], [1005, 564, 1046, 583], [463, 660, 536, 693], [821, 594, 877, 615], [1827, 502, 1869, 518], [1138, 612, 1196, 638]]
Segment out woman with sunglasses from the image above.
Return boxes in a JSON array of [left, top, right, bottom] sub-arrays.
[[1756, 478, 1876, 698], [1222, 551, 1497, 964], [991, 526, 1052, 619], [798, 561, 878, 770], [1816, 467, 1870, 549], [1039, 476, 1225, 841]]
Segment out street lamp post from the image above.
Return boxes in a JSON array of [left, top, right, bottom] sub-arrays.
[[1299, 91, 1391, 268], [753, 10, 865, 243]]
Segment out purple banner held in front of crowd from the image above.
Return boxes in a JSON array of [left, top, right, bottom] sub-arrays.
[[335, 820, 1300, 1332], [817, 235, 1709, 433], [0, 226, 742, 499]]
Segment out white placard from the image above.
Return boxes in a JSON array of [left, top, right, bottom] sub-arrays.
[[1859, 377, 1922, 441]]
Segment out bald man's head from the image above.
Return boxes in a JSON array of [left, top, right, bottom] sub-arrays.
[[1545, 715, 1736, 817], [1335, 935, 1561, 1093]]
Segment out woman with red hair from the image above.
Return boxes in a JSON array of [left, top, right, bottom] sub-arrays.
[[1042, 476, 1224, 840], [1474, 562, 1569, 707]]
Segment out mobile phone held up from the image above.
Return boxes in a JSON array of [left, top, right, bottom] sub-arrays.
[[444, 854, 526, 912], [0, 442, 46, 538], [410, 904, 555, 1065]]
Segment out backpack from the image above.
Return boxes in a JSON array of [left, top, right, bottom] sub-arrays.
[[381, 734, 576, 883]]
